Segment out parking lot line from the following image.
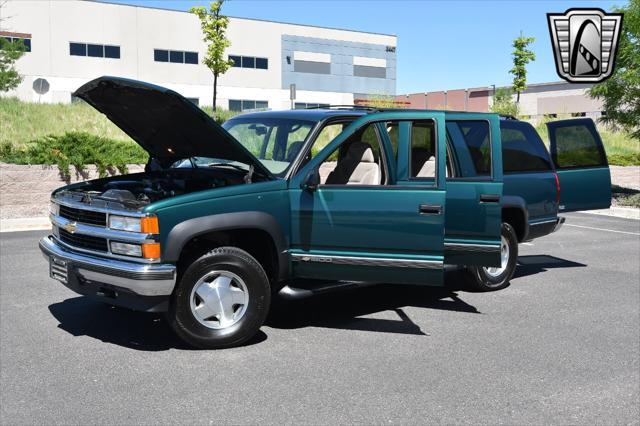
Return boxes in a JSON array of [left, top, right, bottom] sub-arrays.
[[565, 223, 640, 236]]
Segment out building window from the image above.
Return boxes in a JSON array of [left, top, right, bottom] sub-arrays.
[[184, 51, 198, 64], [228, 55, 268, 70], [104, 45, 120, 58], [154, 49, 168, 62], [155, 49, 198, 65], [294, 60, 330, 74], [2, 35, 31, 52], [352, 56, 387, 79], [229, 99, 268, 112], [87, 44, 103, 57], [295, 102, 330, 109], [69, 42, 120, 59], [293, 51, 331, 75], [169, 50, 183, 63], [353, 65, 386, 78], [69, 42, 86, 56]]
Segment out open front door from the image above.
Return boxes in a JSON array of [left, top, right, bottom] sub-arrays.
[[547, 118, 611, 212], [444, 114, 503, 267], [289, 111, 446, 286]]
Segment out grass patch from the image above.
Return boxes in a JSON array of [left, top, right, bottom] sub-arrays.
[[0, 132, 148, 180], [0, 97, 133, 148], [0, 97, 239, 148]]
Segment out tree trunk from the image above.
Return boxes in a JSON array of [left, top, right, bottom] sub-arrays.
[[213, 73, 218, 113], [516, 90, 520, 103]]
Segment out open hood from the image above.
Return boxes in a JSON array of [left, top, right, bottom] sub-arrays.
[[74, 76, 273, 178]]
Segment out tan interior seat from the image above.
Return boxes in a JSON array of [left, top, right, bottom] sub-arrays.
[[325, 142, 380, 185]]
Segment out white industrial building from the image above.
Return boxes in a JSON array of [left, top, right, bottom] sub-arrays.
[[0, 0, 397, 110]]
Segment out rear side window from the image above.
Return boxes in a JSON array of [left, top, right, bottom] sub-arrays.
[[501, 121, 552, 173], [553, 125, 606, 168], [446, 120, 491, 177], [410, 121, 436, 179]]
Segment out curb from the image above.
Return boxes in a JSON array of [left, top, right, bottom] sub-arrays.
[[0, 217, 51, 233], [583, 206, 640, 220]]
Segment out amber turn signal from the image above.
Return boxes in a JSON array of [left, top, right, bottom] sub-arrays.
[[142, 243, 161, 259], [140, 216, 160, 234]]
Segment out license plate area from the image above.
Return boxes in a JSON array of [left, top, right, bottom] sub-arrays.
[[49, 256, 68, 283]]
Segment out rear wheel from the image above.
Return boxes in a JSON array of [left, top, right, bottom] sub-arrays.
[[467, 223, 518, 291], [168, 247, 270, 349]]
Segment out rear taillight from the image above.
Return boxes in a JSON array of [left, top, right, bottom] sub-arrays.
[[554, 173, 561, 207]]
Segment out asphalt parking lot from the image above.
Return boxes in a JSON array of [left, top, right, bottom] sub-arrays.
[[1, 212, 638, 424]]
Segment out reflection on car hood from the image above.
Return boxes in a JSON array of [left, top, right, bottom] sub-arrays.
[[73, 76, 272, 178]]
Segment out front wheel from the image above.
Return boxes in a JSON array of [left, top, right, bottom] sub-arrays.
[[467, 223, 518, 291], [167, 247, 271, 349]]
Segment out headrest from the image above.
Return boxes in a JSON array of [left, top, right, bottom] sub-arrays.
[[345, 141, 375, 163]]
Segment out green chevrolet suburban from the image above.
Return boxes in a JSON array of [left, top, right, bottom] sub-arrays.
[[40, 77, 612, 348]]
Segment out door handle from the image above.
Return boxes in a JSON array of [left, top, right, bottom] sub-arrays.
[[419, 204, 442, 215], [479, 194, 501, 204]]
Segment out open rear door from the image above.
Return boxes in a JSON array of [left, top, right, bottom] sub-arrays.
[[547, 118, 611, 212], [444, 114, 503, 267]]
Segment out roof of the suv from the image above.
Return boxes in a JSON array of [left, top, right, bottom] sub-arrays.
[[228, 108, 370, 122], [230, 107, 515, 122]]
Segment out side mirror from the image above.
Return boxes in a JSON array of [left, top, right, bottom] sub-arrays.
[[301, 168, 320, 192]]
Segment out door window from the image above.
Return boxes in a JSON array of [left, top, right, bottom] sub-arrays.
[[409, 121, 437, 180], [552, 124, 607, 168], [446, 120, 491, 178], [319, 123, 386, 186]]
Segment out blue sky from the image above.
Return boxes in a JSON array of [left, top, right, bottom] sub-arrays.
[[101, 0, 626, 94]]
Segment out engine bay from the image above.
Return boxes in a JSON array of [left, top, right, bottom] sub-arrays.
[[54, 168, 251, 211]]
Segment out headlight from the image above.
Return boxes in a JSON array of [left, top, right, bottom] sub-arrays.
[[50, 202, 59, 216], [110, 241, 142, 257], [108, 215, 159, 233], [109, 215, 141, 232]]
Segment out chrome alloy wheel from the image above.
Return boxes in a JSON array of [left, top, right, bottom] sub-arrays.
[[189, 270, 249, 329], [483, 235, 510, 278]]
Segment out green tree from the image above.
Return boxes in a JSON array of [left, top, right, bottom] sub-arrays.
[[510, 33, 535, 103], [490, 87, 519, 117], [190, 1, 234, 112], [0, 37, 26, 92], [589, 0, 640, 140]]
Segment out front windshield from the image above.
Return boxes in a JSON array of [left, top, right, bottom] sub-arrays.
[[221, 117, 316, 176]]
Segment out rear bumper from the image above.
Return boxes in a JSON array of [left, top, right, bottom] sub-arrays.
[[39, 236, 176, 312]]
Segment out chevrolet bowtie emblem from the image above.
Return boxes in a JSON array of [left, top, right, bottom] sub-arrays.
[[547, 8, 623, 83], [62, 222, 77, 234]]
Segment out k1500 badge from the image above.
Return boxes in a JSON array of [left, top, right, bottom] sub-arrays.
[[547, 8, 623, 83]]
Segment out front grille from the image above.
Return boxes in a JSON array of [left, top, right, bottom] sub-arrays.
[[59, 228, 108, 252], [59, 204, 107, 227]]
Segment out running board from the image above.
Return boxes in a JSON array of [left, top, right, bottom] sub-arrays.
[[278, 281, 374, 301]]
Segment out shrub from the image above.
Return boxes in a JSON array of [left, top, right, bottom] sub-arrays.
[[200, 107, 239, 124], [0, 131, 148, 180]]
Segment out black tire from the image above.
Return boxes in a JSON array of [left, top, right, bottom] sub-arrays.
[[167, 246, 271, 349], [467, 223, 518, 291]]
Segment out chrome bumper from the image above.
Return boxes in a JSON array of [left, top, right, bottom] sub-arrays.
[[39, 236, 176, 297], [553, 216, 565, 233]]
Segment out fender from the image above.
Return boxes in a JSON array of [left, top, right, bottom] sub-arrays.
[[501, 195, 530, 241], [163, 211, 289, 279]]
